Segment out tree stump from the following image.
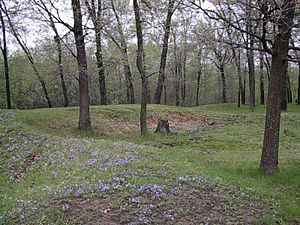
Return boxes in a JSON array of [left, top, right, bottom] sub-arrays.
[[155, 119, 171, 134]]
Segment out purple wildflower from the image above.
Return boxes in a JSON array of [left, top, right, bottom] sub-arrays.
[[87, 158, 97, 167], [75, 187, 85, 197], [61, 204, 70, 210], [101, 184, 110, 192]]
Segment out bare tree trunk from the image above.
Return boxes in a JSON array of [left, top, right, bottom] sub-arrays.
[[108, 0, 135, 103], [196, 49, 202, 106], [154, 0, 175, 104], [95, 25, 107, 105], [261, 0, 295, 175], [133, 0, 148, 136], [247, 0, 255, 111], [41, 3, 69, 107], [281, 60, 288, 111], [0, 4, 11, 109], [287, 73, 292, 103], [259, 47, 265, 105], [241, 66, 246, 105], [72, 0, 91, 130], [220, 65, 227, 103], [298, 64, 300, 104]]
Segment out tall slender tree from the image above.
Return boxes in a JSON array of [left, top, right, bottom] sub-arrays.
[[1, 1, 52, 108], [72, 0, 91, 130], [0, 1, 11, 109], [153, 0, 175, 104], [84, 0, 107, 105], [133, 0, 149, 136]]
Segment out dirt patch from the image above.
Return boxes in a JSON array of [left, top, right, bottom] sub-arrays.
[[147, 112, 212, 131], [62, 196, 122, 225]]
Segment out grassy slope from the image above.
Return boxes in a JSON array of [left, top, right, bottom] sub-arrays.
[[1, 104, 299, 224]]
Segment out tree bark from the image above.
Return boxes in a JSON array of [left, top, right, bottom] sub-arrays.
[[220, 65, 227, 103], [259, 46, 265, 105], [261, 0, 295, 175], [247, 1, 255, 111], [133, 0, 148, 136], [287, 73, 292, 103], [196, 49, 202, 106], [298, 64, 300, 104], [281, 60, 288, 111], [153, 0, 175, 104], [0, 4, 11, 109], [72, 0, 91, 130]]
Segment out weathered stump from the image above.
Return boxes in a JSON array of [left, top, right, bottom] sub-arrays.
[[155, 119, 171, 134]]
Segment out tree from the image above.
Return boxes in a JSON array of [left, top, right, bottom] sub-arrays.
[[153, 0, 175, 104], [0, 0, 11, 109], [133, 0, 149, 136], [31, 0, 70, 107], [1, 1, 52, 108], [108, 0, 135, 104], [72, 0, 91, 130], [84, 0, 107, 105], [260, 0, 296, 175]]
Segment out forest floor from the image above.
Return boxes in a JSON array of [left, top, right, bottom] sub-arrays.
[[0, 104, 299, 225]]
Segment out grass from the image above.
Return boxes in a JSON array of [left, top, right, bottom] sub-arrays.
[[0, 103, 299, 224]]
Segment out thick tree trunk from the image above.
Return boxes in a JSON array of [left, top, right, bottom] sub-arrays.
[[72, 0, 91, 130], [0, 6, 11, 109], [154, 0, 175, 104], [133, 0, 148, 136], [261, 0, 295, 175], [220, 66, 227, 103]]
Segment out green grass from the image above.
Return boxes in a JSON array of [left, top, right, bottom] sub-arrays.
[[1, 103, 299, 224]]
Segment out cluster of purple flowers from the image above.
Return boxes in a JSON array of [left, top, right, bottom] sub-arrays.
[[113, 154, 138, 165]]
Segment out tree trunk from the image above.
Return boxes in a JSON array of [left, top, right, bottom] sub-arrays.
[[247, 1, 255, 111], [45, 7, 69, 107], [2, 1, 52, 108], [259, 47, 265, 105], [110, 0, 135, 104], [56, 35, 69, 107], [133, 0, 148, 136], [287, 73, 292, 103], [261, 0, 295, 175], [220, 66, 227, 103], [242, 68, 246, 105], [281, 60, 288, 111], [248, 43, 255, 111], [154, 0, 175, 104], [0, 5, 11, 109], [72, 0, 91, 130], [196, 50, 202, 106], [95, 25, 107, 105], [298, 64, 300, 104]]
